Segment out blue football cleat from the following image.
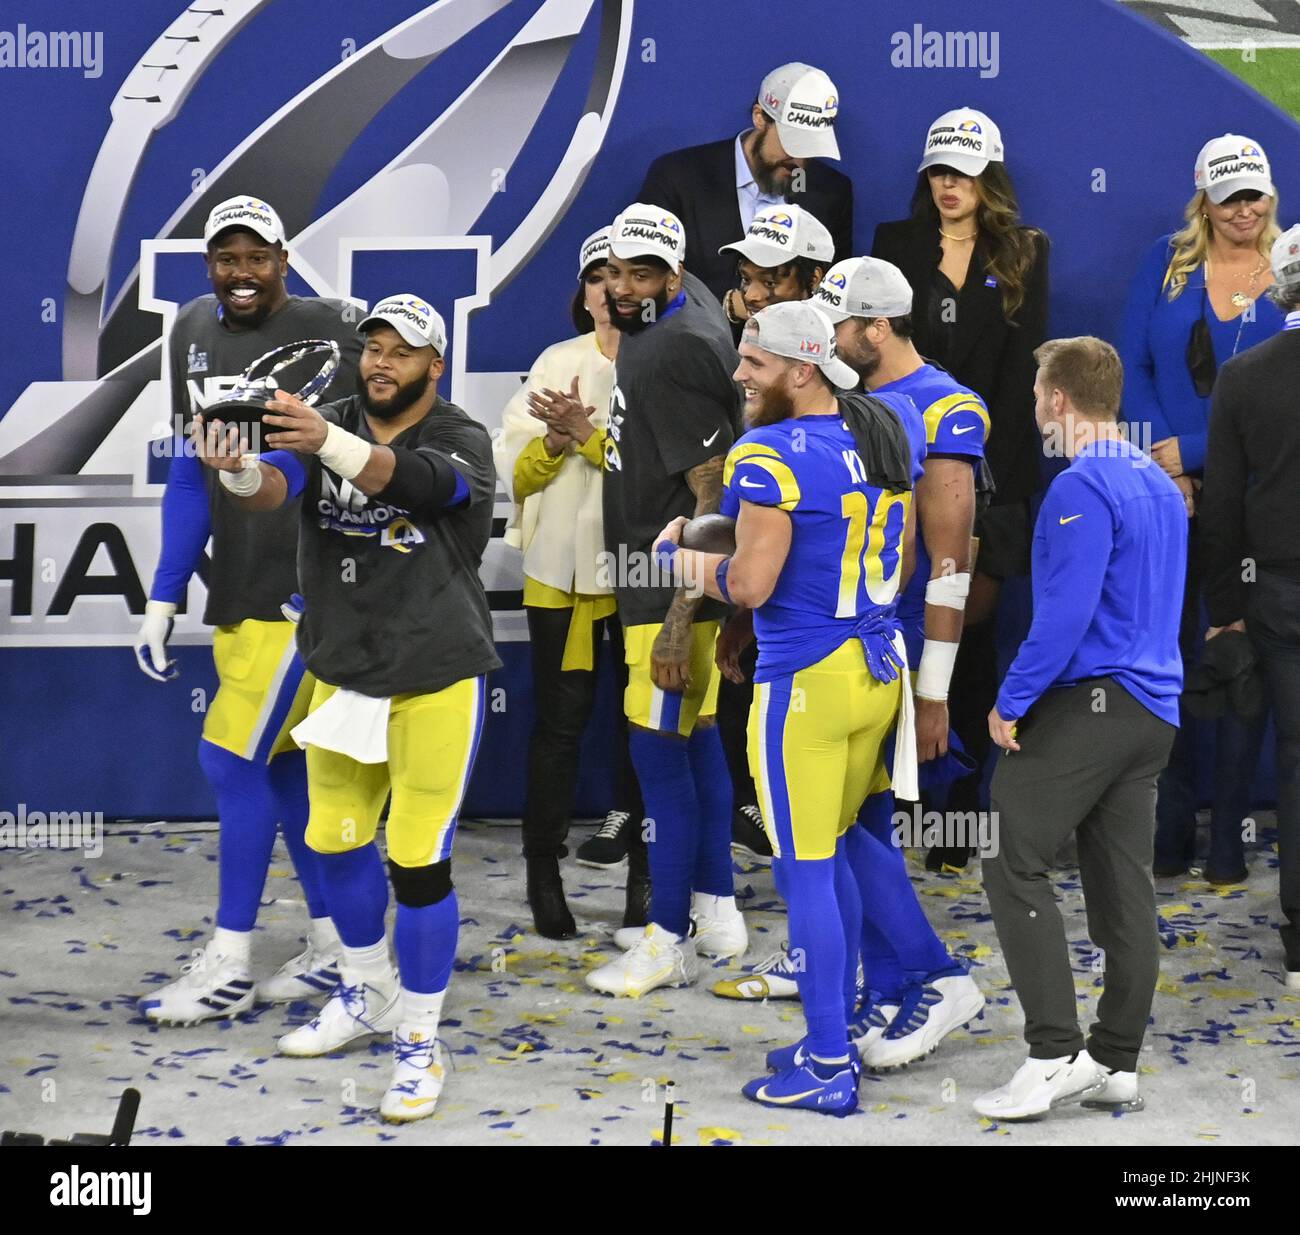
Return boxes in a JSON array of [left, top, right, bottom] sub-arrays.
[[742, 1058, 860, 1116], [765, 1037, 863, 1075]]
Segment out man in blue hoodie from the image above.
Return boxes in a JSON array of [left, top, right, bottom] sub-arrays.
[[975, 337, 1185, 1122]]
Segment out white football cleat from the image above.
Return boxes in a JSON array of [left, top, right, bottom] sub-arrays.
[[973, 1050, 1106, 1120], [712, 943, 802, 1000], [849, 990, 901, 1052], [258, 941, 342, 1003], [276, 969, 400, 1057], [380, 1031, 446, 1123], [586, 924, 699, 997], [138, 943, 255, 1025], [691, 904, 748, 959], [863, 973, 985, 1070], [1082, 1066, 1145, 1113]]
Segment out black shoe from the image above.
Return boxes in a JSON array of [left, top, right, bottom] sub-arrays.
[[1152, 861, 1190, 879], [622, 867, 652, 930], [925, 845, 972, 873], [575, 810, 633, 869], [526, 856, 576, 940], [731, 804, 772, 864], [1204, 867, 1248, 886]]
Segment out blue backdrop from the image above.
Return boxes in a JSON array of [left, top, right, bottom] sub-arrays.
[[1, 0, 1295, 818]]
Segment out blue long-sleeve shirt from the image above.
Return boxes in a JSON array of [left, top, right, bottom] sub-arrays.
[[1119, 233, 1283, 474], [996, 439, 1187, 726], [149, 441, 212, 605]]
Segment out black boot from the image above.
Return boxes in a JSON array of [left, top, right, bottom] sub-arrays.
[[526, 855, 576, 940], [622, 857, 652, 929]]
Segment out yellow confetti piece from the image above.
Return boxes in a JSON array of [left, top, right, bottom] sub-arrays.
[[1209, 988, 1258, 1000], [1155, 979, 1182, 996], [740, 1025, 763, 1035], [873, 1103, 889, 1113], [606, 1072, 639, 1083], [1162, 903, 1194, 916], [698, 1126, 742, 1144], [922, 886, 961, 899], [970, 945, 994, 959], [765, 1124, 788, 1131]]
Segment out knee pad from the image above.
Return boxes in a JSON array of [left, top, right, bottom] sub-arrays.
[[388, 858, 454, 907]]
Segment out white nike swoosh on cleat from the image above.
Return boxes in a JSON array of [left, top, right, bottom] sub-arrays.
[[757, 1085, 823, 1104]]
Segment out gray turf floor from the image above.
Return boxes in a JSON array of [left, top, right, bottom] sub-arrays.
[[1, 819, 1297, 1146]]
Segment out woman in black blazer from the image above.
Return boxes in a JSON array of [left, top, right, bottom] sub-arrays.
[[872, 107, 1049, 869]]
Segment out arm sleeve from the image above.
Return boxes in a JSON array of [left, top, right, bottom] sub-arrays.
[[259, 449, 309, 500], [1178, 427, 1208, 476], [149, 444, 212, 605], [513, 434, 566, 499], [995, 475, 1114, 719], [576, 427, 606, 468], [378, 419, 496, 517], [651, 338, 738, 476], [1198, 366, 1248, 626], [1119, 237, 1176, 447]]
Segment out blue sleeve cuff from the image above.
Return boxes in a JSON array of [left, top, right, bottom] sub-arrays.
[[446, 468, 470, 508], [261, 450, 308, 499]]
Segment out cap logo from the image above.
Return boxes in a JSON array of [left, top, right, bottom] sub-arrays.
[[798, 337, 823, 358], [1242, 143, 1262, 157], [958, 119, 982, 133], [824, 94, 838, 114], [828, 272, 848, 288], [928, 128, 984, 153], [1208, 153, 1268, 182], [660, 216, 681, 233], [764, 90, 782, 110], [768, 211, 794, 228]]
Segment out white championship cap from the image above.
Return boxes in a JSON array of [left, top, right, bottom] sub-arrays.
[[1195, 134, 1274, 204], [357, 293, 447, 354], [758, 62, 841, 161], [1271, 224, 1300, 288], [811, 256, 914, 324], [608, 203, 685, 271], [578, 227, 612, 277], [742, 300, 859, 389], [917, 108, 1004, 177], [204, 195, 285, 245], [720, 203, 835, 268]]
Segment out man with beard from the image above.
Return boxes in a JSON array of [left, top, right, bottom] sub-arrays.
[[135, 196, 360, 1025], [813, 256, 987, 1070], [638, 63, 852, 301], [585, 204, 746, 998], [194, 293, 499, 1122], [653, 300, 920, 1113]]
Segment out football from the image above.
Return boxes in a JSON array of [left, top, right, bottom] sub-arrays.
[[681, 513, 737, 555]]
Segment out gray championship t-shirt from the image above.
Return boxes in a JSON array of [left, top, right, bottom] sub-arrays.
[[291, 395, 502, 697], [171, 294, 362, 626], [601, 273, 742, 626]]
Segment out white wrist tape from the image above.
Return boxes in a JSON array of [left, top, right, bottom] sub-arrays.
[[925, 571, 971, 611], [219, 456, 264, 496], [916, 638, 959, 702], [317, 421, 372, 480], [145, 599, 177, 620]]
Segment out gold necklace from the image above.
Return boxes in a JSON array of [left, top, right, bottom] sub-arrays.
[[940, 228, 977, 241], [1210, 255, 1267, 309]]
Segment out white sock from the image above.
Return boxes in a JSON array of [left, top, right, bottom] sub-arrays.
[[309, 916, 340, 952], [341, 938, 393, 984], [692, 893, 740, 921], [398, 989, 446, 1042], [212, 927, 251, 964]]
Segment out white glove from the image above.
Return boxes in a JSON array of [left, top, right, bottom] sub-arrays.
[[134, 600, 179, 681]]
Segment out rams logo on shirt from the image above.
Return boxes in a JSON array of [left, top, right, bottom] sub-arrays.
[[381, 517, 426, 553]]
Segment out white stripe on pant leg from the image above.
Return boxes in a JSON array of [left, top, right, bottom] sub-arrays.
[[754, 682, 781, 860], [648, 684, 665, 732], [432, 677, 485, 863], [243, 632, 299, 761]]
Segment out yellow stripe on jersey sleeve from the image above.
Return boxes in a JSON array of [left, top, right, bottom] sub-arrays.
[[724, 440, 783, 488], [731, 456, 801, 510], [922, 391, 992, 445]]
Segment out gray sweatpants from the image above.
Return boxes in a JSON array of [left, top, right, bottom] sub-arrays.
[[984, 678, 1175, 1072]]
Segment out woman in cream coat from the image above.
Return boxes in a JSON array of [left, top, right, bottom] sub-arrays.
[[495, 229, 644, 940]]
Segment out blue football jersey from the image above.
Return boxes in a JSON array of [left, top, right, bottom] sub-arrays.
[[875, 364, 989, 655], [721, 396, 925, 681]]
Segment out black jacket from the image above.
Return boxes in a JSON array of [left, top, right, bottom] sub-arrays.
[[1200, 328, 1300, 626], [639, 137, 854, 303], [872, 217, 1050, 505]]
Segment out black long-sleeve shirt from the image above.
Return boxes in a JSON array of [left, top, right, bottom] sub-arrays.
[[1200, 317, 1300, 626]]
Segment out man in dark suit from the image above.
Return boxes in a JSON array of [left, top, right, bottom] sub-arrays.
[[1200, 225, 1300, 990], [639, 62, 853, 303]]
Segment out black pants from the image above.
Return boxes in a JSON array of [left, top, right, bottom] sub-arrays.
[[716, 639, 759, 812], [521, 606, 642, 861], [1247, 571, 1300, 970], [984, 679, 1175, 1072]]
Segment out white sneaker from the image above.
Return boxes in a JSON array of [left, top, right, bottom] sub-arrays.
[[380, 1031, 446, 1123], [258, 941, 342, 1003], [973, 1050, 1106, 1120], [587, 924, 699, 997], [849, 991, 901, 1052], [863, 973, 985, 1070], [712, 943, 802, 1000], [138, 942, 255, 1025], [276, 969, 400, 1057], [1286, 969, 1300, 991], [691, 903, 748, 959], [1082, 1066, 1145, 1113]]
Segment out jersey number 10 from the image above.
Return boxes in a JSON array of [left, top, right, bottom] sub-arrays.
[[836, 490, 909, 617]]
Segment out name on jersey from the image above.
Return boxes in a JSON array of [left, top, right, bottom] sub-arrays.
[[317, 472, 426, 551], [841, 448, 870, 485]]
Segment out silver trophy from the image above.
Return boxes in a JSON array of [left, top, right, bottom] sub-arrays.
[[204, 338, 341, 451]]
